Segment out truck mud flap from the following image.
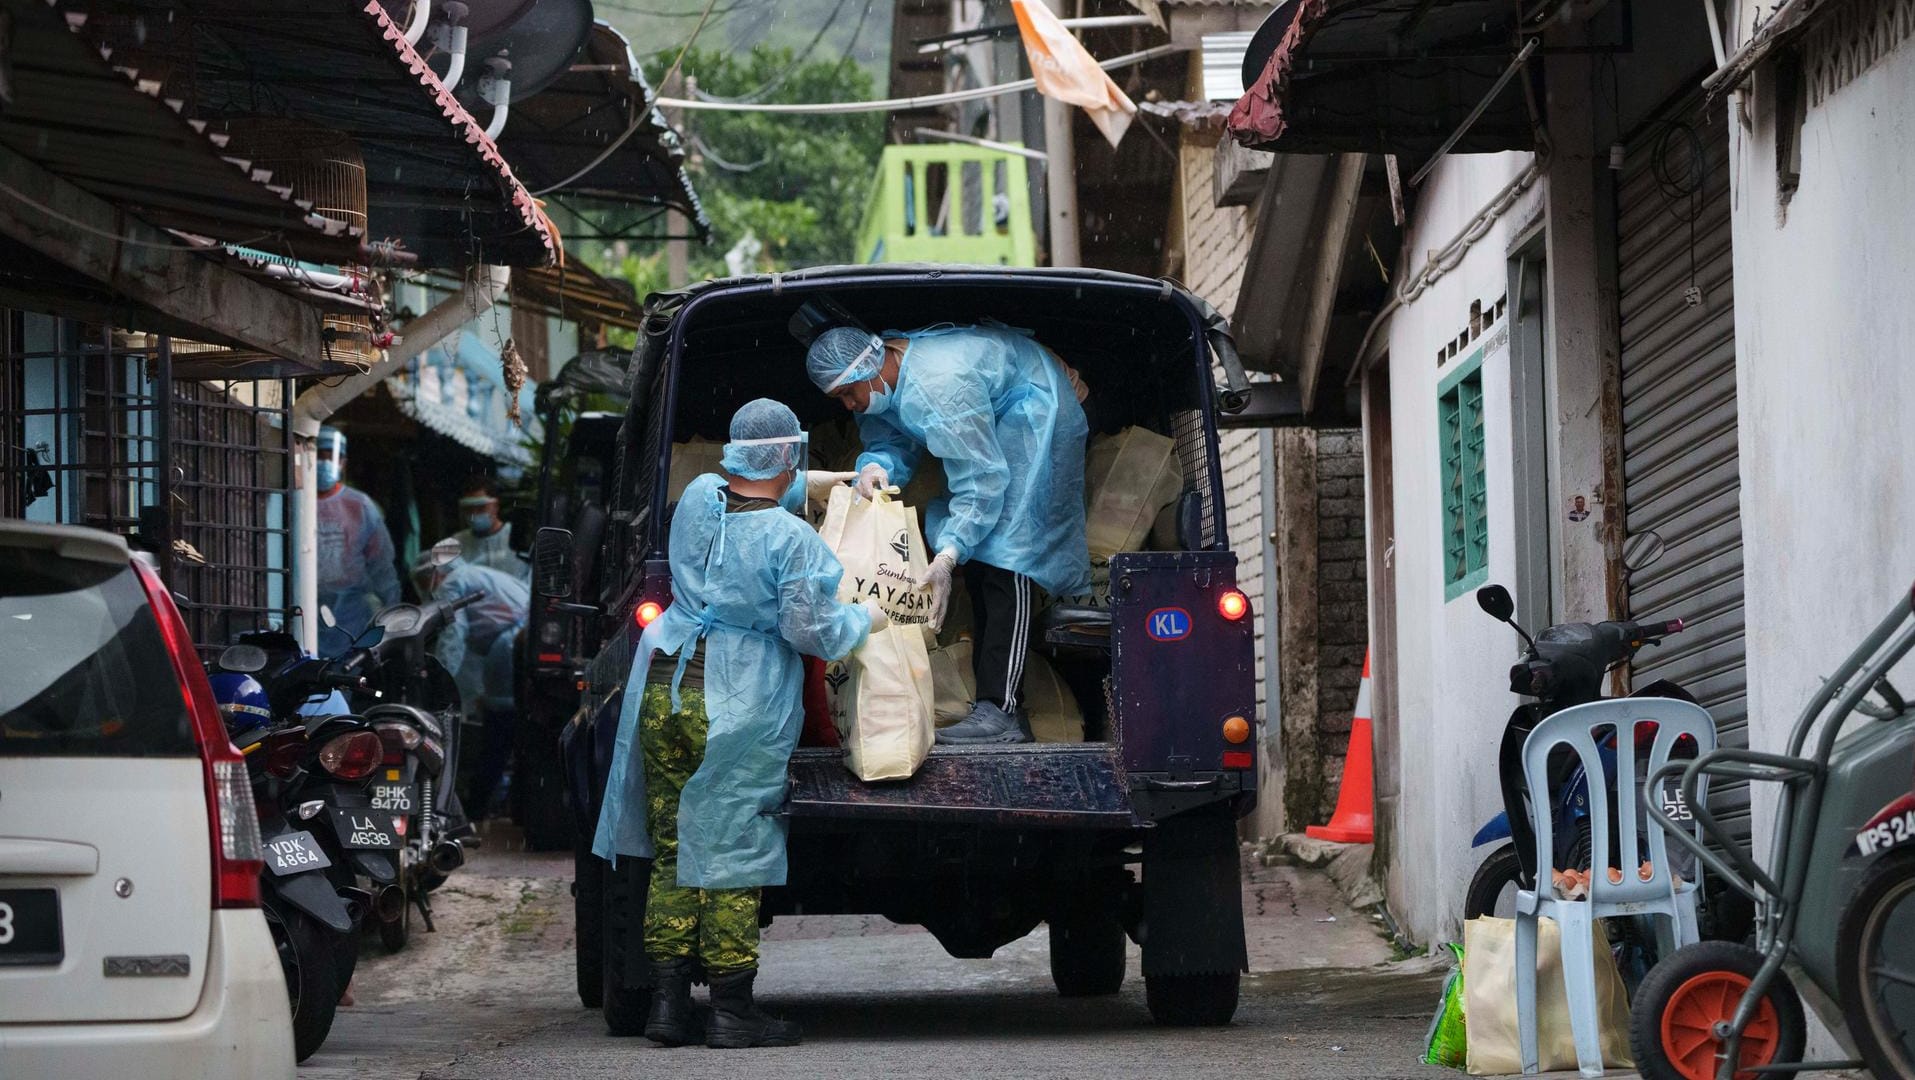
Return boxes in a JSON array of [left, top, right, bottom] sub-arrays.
[[1141, 805, 1247, 977]]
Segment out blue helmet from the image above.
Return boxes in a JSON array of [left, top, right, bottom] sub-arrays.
[[208, 673, 273, 738]]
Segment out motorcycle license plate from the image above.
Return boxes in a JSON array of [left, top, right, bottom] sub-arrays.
[[369, 783, 416, 814], [262, 831, 333, 876], [0, 889, 62, 966], [328, 807, 406, 850]]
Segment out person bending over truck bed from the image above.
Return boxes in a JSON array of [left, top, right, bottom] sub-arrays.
[[806, 322, 1091, 745], [592, 399, 885, 1050]]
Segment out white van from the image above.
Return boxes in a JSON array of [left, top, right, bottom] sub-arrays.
[[0, 522, 293, 1078]]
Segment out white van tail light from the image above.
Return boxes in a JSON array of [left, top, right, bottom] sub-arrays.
[[133, 561, 265, 907]]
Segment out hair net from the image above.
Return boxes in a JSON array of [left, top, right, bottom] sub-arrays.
[[805, 327, 885, 393], [720, 398, 805, 480]]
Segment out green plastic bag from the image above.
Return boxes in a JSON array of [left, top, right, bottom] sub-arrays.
[[1421, 942, 1468, 1069]]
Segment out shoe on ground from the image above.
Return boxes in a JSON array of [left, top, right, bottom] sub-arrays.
[[935, 701, 1032, 745], [706, 968, 801, 1049], [645, 957, 698, 1046]]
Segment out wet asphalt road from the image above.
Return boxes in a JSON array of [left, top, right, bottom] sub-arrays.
[[300, 832, 1606, 1080]]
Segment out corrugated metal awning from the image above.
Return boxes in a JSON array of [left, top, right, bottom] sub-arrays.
[[49, 0, 558, 268], [1202, 31, 1256, 101], [0, 1, 368, 265], [510, 260, 645, 332], [1228, 0, 1536, 157], [498, 21, 709, 236], [386, 329, 541, 465]]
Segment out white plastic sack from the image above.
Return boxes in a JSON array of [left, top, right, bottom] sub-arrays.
[[818, 487, 935, 781], [1083, 427, 1184, 558]]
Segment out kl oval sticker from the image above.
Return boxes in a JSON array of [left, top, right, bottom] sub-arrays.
[[1146, 607, 1192, 641]]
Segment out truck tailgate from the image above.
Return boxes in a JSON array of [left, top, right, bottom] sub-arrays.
[[786, 744, 1134, 827]]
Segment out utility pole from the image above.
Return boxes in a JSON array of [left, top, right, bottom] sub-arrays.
[[1041, 0, 1079, 268], [666, 74, 693, 288]]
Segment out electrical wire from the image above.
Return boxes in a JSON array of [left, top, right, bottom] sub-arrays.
[[0, 179, 273, 252], [691, 134, 770, 172], [691, 0, 854, 104]]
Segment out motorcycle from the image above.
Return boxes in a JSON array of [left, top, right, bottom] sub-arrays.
[[330, 596, 482, 950], [1633, 582, 1915, 1080], [210, 643, 378, 1062], [1463, 581, 1694, 923]]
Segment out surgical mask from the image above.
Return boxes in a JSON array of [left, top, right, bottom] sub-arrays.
[[316, 460, 340, 490], [864, 377, 895, 417], [468, 513, 496, 534]]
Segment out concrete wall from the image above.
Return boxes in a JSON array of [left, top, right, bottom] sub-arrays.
[[1376, 151, 1545, 945], [1728, 8, 1915, 838]]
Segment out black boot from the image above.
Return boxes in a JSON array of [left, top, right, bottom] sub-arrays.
[[705, 968, 801, 1049], [644, 957, 697, 1046]]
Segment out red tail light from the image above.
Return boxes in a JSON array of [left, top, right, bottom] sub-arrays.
[[1222, 751, 1253, 770], [637, 601, 664, 627], [1218, 590, 1249, 621], [374, 722, 420, 766], [263, 729, 307, 779], [132, 560, 262, 908], [318, 730, 385, 780]]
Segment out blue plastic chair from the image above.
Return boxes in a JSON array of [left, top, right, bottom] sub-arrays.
[[1513, 698, 1716, 1077]]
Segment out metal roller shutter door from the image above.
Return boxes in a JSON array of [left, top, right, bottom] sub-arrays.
[[1616, 91, 1750, 847]]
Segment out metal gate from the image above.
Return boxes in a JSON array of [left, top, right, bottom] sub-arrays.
[[0, 312, 292, 654], [1615, 90, 1749, 844]]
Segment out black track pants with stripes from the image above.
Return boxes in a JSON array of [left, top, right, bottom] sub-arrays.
[[963, 560, 1037, 711]]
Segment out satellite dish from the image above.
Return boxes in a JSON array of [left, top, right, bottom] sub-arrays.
[[1241, 0, 1305, 90], [457, 0, 593, 107], [446, 0, 539, 37]]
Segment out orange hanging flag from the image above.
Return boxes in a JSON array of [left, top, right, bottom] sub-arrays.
[[1011, 0, 1136, 148]]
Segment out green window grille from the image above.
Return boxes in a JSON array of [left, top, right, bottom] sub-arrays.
[[1439, 349, 1489, 600]]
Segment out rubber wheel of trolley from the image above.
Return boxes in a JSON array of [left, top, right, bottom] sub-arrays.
[[1463, 843, 1525, 920], [1629, 940, 1805, 1080], [1048, 910, 1126, 997], [1836, 849, 1915, 1080]]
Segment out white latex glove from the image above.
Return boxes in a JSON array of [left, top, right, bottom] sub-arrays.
[[915, 548, 958, 634], [805, 470, 857, 503], [854, 462, 890, 500], [861, 599, 890, 634]]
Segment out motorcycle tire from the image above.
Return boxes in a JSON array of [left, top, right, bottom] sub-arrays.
[[1835, 849, 1915, 1080], [265, 899, 341, 1063], [378, 881, 411, 954], [1629, 939, 1805, 1080], [1463, 844, 1525, 920]]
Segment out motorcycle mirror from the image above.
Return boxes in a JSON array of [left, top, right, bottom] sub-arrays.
[[1621, 530, 1666, 573], [217, 643, 268, 674], [1475, 584, 1516, 623], [319, 604, 337, 629]]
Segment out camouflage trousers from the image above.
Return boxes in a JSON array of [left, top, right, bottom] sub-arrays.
[[639, 684, 761, 974]]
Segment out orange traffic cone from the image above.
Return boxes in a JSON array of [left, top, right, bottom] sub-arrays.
[[1306, 650, 1375, 844]]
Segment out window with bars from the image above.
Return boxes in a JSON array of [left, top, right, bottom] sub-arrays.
[[0, 312, 291, 652], [1439, 350, 1489, 600]]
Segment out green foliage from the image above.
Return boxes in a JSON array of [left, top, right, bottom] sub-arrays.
[[588, 44, 886, 296]]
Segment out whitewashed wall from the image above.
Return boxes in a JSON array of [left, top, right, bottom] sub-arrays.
[[1378, 152, 1545, 945]]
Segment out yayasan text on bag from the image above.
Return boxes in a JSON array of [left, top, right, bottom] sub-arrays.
[[817, 487, 936, 781]]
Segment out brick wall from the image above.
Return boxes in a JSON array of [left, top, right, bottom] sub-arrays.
[[1313, 429, 1369, 818]]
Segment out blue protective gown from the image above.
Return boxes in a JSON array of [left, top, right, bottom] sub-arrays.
[[315, 484, 400, 656], [592, 474, 870, 889], [855, 324, 1090, 597], [427, 561, 530, 708]]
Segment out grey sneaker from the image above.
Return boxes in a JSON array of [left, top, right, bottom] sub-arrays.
[[936, 701, 1032, 745]]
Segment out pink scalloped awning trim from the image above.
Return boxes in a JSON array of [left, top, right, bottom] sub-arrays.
[[363, 0, 555, 257]]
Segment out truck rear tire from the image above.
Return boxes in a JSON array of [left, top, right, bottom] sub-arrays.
[[575, 846, 604, 1008], [1048, 912, 1126, 997], [601, 854, 652, 1036], [1145, 972, 1240, 1027]]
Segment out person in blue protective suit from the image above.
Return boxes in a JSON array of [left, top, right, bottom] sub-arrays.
[[447, 477, 529, 582], [413, 539, 530, 819], [592, 398, 882, 1050], [806, 322, 1090, 745], [314, 426, 400, 657]]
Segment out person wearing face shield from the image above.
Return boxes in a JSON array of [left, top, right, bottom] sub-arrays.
[[313, 426, 400, 656], [806, 323, 1090, 746], [412, 539, 532, 818], [448, 477, 529, 582], [592, 398, 882, 1050]]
